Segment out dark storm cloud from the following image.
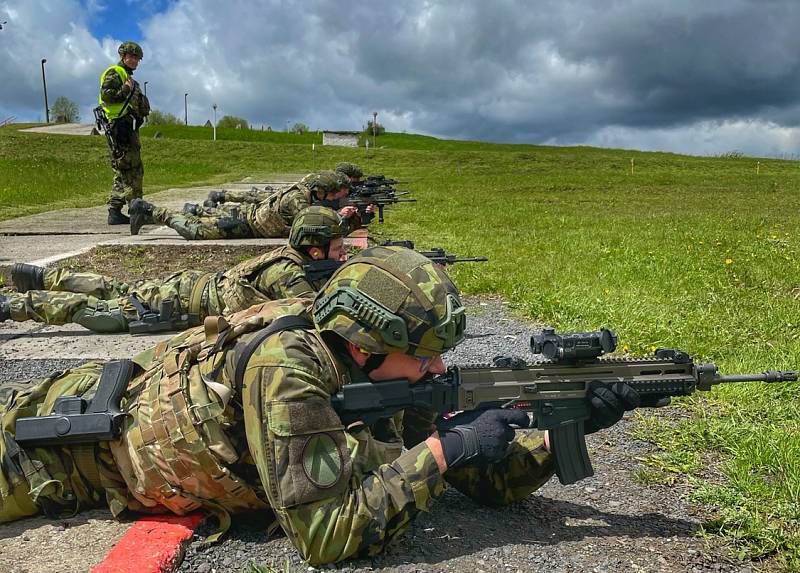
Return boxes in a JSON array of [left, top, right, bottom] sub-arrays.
[[1, 0, 799, 154]]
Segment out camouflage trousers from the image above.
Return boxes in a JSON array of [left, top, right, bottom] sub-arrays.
[[107, 128, 143, 210], [192, 188, 273, 218], [153, 206, 256, 240], [0, 362, 130, 523], [3, 268, 215, 333]]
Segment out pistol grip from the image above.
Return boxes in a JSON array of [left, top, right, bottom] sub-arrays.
[[550, 422, 594, 485]]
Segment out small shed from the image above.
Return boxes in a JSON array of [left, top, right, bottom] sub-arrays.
[[322, 130, 360, 147]]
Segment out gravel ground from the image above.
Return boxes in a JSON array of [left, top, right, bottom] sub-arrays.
[[176, 297, 767, 573], [0, 297, 774, 573]]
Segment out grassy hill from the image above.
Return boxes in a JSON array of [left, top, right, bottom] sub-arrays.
[[1, 124, 799, 568]]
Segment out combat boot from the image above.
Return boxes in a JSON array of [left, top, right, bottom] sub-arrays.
[[204, 190, 225, 208], [182, 203, 200, 216], [0, 295, 10, 322], [11, 263, 45, 292], [129, 198, 155, 236], [108, 207, 130, 225]]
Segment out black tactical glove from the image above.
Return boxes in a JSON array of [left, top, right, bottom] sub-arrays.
[[436, 408, 530, 468], [583, 381, 641, 434]]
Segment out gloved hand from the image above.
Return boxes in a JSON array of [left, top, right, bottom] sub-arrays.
[[583, 381, 642, 434], [436, 408, 530, 468]]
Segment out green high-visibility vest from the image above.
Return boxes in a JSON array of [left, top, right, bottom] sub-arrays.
[[98, 65, 131, 120]]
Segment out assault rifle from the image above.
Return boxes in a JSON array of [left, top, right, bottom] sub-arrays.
[[331, 327, 797, 485], [304, 245, 487, 282], [93, 106, 124, 163], [340, 194, 416, 224], [381, 240, 488, 265]]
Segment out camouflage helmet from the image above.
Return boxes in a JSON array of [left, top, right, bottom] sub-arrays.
[[334, 162, 363, 179], [313, 245, 467, 358], [289, 206, 346, 248], [306, 170, 349, 196], [118, 41, 143, 59]]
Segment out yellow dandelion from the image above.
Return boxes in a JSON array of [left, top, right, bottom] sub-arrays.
[[725, 258, 733, 265], [604, 288, 610, 294]]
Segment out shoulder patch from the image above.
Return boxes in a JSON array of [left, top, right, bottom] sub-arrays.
[[301, 433, 343, 488]]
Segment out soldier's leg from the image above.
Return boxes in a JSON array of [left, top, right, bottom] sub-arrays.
[[0, 362, 123, 523], [4, 291, 132, 333], [108, 133, 142, 209], [221, 188, 267, 204], [43, 269, 130, 299], [151, 207, 253, 240]]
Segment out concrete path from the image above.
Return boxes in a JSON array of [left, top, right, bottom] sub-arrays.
[[0, 178, 301, 266], [20, 123, 99, 136]]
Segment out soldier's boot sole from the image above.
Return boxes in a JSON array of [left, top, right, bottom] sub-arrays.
[[11, 263, 46, 292], [182, 203, 200, 216]]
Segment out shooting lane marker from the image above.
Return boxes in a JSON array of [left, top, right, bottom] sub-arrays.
[[91, 513, 205, 573]]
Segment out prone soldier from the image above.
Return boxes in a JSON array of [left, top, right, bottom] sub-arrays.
[[0, 207, 346, 334], [128, 172, 357, 239], [0, 245, 652, 565]]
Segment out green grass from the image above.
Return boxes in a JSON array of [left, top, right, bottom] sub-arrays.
[[1, 123, 799, 569]]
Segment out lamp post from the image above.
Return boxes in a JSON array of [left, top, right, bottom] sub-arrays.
[[184, 92, 189, 126], [40, 58, 49, 124], [143, 81, 148, 97], [372, 111, 377, 148], [212, 103, 217, 141]]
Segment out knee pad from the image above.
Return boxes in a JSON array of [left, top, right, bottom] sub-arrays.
[[73, 298, 128, 333]]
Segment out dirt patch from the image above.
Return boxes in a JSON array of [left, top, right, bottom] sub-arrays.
[[53, 244, 278, 283]]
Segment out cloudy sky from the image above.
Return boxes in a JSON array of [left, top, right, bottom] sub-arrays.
[[1, 0, 799, 156]]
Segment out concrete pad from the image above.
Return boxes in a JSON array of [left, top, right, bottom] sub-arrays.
[[20, 123, 99, 136], [0, 321, 173, 360], [0, 179, 297, 265]]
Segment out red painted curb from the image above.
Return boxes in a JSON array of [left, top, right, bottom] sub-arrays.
[[91, 513, 205, 573]]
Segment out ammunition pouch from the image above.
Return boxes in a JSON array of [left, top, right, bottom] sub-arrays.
[[14, 360, 135, 447], [73, 298, 128, 333]]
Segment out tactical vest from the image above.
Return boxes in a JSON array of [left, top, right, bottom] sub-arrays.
[[109, 299, 315, 541], [248, 184, 311, 238], [98, 65, 131, 120], [217, 246, 307, 313]]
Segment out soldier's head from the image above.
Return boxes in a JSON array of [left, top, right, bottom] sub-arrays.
[[312, 245, 467, 383], [307, 171, 351, 202], [118, 41, 143, 70], [334, 162, 363, 184], [289, 206, 347, 261]]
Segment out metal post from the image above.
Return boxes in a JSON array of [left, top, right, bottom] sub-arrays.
[[212, 103, 217, 141], [40, 59, 49, 124], [184, 92, 189, 126], [372, 111, 377, 148], [144, 81, 148, 97]]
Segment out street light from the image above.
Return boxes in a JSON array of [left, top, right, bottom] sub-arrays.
[[372, 111, 377, 148], [212, 103, 217, 141], [184, 92, 189, 126], [40, 58, 49, 124], [143, 81, 148, 97]]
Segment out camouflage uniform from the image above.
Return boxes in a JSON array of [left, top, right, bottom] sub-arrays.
[[151, 183, 315, 240], [1, 247, 321, 333], [147, 172, 356, 241], [100, 57, 149, 211], [0, 299, 553, 564]]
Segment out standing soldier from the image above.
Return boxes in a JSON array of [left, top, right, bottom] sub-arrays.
[[100, 41, 150, 225], [0, 207, 346, 333]]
